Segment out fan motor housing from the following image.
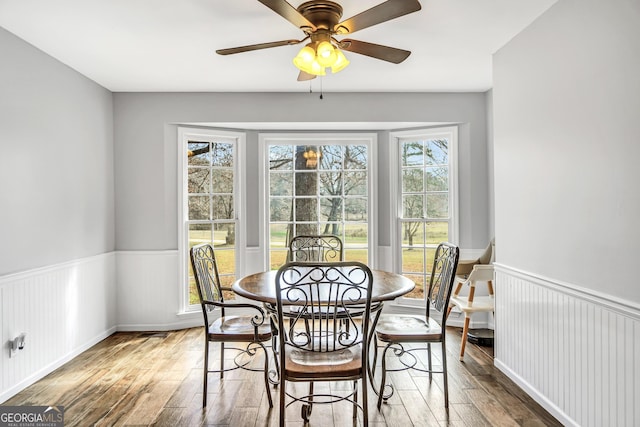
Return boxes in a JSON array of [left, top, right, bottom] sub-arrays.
[[297, 1, 343, 30]]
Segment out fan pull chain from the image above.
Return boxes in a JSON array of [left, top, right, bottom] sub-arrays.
[[319, 77, 323, 100]]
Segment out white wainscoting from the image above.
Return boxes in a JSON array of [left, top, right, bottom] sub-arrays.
[[115, 250, 200, 331], [0, 253, 117, 403], [494, 264, 640, 427]]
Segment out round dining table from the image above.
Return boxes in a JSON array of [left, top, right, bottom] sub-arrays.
[[232, 269, 415, 305]]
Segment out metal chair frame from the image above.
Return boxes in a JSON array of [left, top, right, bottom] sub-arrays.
[[288, 234, 344, 263], [273, 261, 379, 426], [190, 243, 273, 408], [372, 242, 460, 409]]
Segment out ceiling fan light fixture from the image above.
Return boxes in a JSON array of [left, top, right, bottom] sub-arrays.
[[330, 48, 350, 73], [293, 43, 327, 76], [316, 41, 337, 67]]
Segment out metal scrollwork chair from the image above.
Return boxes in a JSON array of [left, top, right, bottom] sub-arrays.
[[273, 261, 378, 426], [190, 243, 273, 408], [373, 242, 460, 409], [288, 234, 344, 262]]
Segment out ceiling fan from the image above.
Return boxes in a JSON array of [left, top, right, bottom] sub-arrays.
[[216, 0, 422, 81]]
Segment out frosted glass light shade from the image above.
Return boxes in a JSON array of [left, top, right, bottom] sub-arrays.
[[316, 41, 337, 67], [331, 49, 350, 73]]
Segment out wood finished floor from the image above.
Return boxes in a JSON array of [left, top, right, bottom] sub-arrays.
[[2, 327, 561, 426]]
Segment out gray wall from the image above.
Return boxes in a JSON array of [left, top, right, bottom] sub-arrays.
[[493, 0, 640, 303], [113, 92, 491, 255], [0, 27, 115, 276]]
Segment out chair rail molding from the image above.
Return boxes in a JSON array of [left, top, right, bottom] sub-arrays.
[[494, 263, 640, 427]]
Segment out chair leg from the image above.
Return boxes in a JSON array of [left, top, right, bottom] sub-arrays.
[[377, 344, 391, 409], [352, 380, 358, 420], [442, 340, 449, 408], [279, 375, 286, 427], [427, 342, 433, 382], [203, 339, 209, 407], [262, 343, 273, 408], [460, 316, 470, 361], [220, 342, 225, 379], [361, 377, 368, 425]]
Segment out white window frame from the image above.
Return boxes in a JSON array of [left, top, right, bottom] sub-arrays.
[[389, 126, 459, 306], [177, 127, 246, 313], [259, 132, 378, 270]]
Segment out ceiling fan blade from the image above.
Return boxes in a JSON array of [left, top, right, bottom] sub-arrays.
[[216, 39, 302, 55], [258, 0, 316, 31], [339, 39, 411, 64], [335, 0, 421, 35], [297, 71, 317, 81]]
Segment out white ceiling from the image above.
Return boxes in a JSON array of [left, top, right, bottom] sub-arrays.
[[0, 0, 557, 93]]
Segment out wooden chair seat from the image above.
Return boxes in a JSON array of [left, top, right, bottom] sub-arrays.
[[207, 315, 272, 342], [284, 344, 362, 378], [375, 314, 443, 342]]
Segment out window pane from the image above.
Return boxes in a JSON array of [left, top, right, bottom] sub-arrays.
[[319, 172, 342, 196], [403, 274, 425, 299], [215, 250, 235, 275], [402, 248, 425, 273], [402, 221, 425, 246], [188, 168, 210, 194], [344, 198, 367, 221], [426, 222, 448, 244], [403, 195, 424, 218], [344, 224, 367, 246], [320, 197, 342, 222], [188, 142, 209, 166], [398, 128, 455, 301], [294, 171, 317, 195], [294, 223, 319, 236], [425, 139, 448, 165], [319, 223, 342, 236], [401, 141, 424, 166], [320, 145, 343, 170], [270, 171, 293, 196], [212, 169, 233, 193], [212, 195, 234, 220], [344, 249, 368, 263], [344, 171, 367, 196], [270, 198, 292, 222], [270, 250, 288, 270], [402, 168, 423, 192], [189, 223, 212, 248], [268, 138, 371, 267], [426, 167, 448, 191], [214, 222, 235, 247], [295, 198, 318, 221], [189, 196, 209, 220], [211, 142, 233, 167], [270, 223, 289, 248], [185, 134, 238, 308], [270, 146, 293, 170], [344, 145, 367, 170], [426, 194, 448, 218]]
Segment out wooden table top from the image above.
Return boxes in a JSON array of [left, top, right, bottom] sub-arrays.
[[232, 268, 415, 305]]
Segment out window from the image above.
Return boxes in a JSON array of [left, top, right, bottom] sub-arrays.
[[179, 128, 244, 311], [261, 133, 376, 269], [392, 127, 458, 301]]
